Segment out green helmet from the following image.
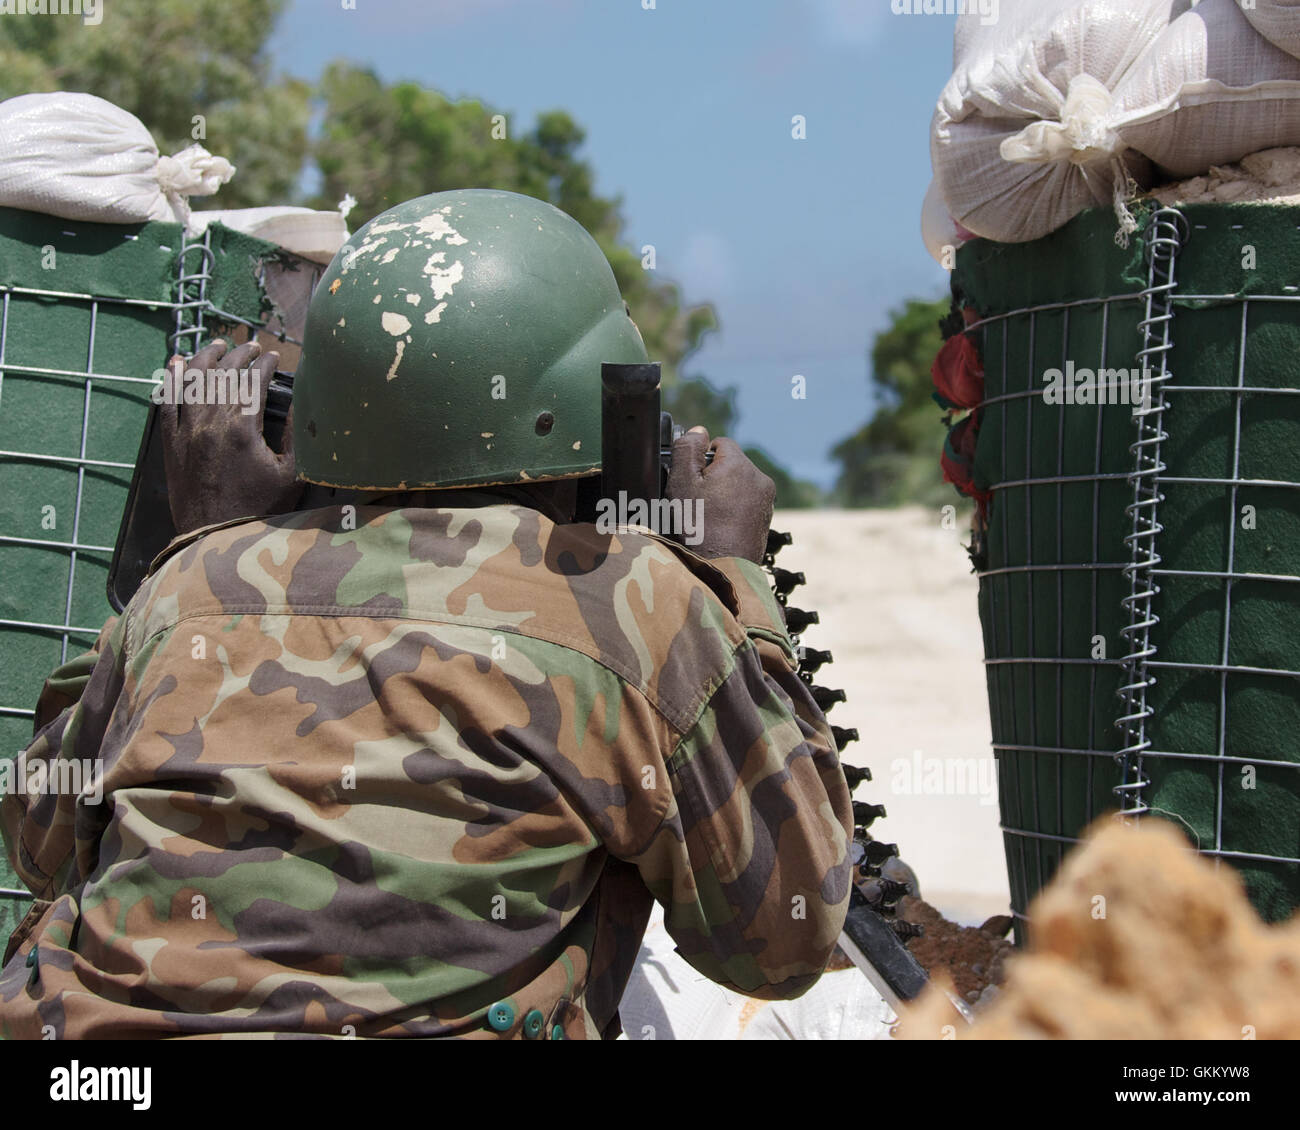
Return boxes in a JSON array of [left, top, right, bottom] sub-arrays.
[[293, 189, 648, 489]]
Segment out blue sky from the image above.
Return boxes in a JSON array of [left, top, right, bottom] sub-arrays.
[[269, 0, 958, 487]]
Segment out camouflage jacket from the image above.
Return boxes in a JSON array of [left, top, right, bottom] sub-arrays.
[[0, 498, 853, 1039]]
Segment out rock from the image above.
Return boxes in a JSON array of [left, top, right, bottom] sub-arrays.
[[978, 914, 1014, 938]]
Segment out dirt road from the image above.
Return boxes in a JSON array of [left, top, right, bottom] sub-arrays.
[[775, 506, 1010, 924]]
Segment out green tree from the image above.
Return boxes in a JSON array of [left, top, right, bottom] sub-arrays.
[[832, 296, 954, 508], [0, 0, 311, 209]]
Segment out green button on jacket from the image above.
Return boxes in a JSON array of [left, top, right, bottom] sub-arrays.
[[486, 1001, 515, 1032]]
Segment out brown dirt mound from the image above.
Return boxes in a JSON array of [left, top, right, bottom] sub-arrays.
[[899, 819, 1300, 1039], [898, 897, 1013, 1005]]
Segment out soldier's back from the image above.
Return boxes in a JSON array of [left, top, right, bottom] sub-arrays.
[[1, 500, 754, 1039]]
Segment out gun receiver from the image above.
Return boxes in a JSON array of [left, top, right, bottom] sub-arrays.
[[599, 361, 664, 505]]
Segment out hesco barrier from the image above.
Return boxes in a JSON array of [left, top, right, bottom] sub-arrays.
[[0, 207, 321, 942], [956, 203, 1300, 941]]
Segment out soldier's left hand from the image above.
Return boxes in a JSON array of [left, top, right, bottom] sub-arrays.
[[160, 338, 304, 533]]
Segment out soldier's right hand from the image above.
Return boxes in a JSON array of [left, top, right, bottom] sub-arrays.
[[665, 427, 775, 563]]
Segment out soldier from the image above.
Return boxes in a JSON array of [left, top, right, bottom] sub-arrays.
[[0, 189, 853, 1039]]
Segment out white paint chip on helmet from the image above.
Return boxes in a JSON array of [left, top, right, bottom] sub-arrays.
[[381, 311, 412, 337]]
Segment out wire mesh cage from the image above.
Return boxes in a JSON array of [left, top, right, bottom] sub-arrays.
[[0, 207, 321, 940], [958, 203, 1300, 942]]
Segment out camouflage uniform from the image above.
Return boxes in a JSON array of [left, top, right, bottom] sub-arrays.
[[0, 495, 853, 1039]]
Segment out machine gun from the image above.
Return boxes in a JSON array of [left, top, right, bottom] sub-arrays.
[[587, 362, 945, 1017]]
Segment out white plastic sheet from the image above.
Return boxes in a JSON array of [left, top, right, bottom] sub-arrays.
[[188, 206, 350, 264], [921, 179, 971, 266], [616, 902, 895, 1041]]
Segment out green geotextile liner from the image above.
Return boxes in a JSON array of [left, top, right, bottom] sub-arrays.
[[0, 208, 283, 940], [958, 202, 1300, 934]]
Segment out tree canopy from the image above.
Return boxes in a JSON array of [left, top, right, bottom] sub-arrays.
[[831, 296, 956, 509], [2, 0, 824, 502]]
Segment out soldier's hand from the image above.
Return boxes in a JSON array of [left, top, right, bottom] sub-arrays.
[[160, 338, 303, 534], [665, 426, 775, 563]]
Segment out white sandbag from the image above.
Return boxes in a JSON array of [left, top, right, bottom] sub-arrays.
[[188, 206, 350, 264], [932, 0, 1175, 245], [1113, 0, 1300, 176], [0, 92, 233, 226], [1242, 0, 1300, 61]]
